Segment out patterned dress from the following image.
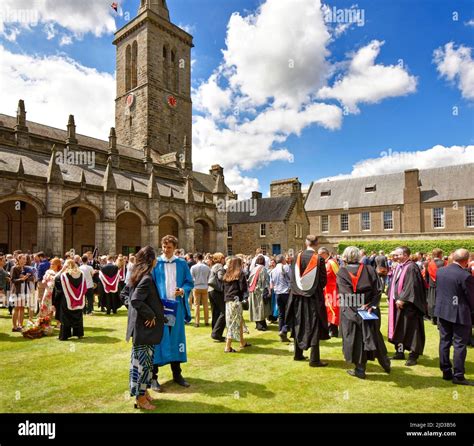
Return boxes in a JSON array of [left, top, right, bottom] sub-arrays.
[[130, 345, 155, 397], [225, 300, 244, 342], [39, 269, 57, 318]]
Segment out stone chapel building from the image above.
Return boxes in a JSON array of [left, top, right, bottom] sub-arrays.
[[0, 0, 234, 256]]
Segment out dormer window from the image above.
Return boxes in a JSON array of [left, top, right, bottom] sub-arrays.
[[365, 185, 376, 193], [321, 190, 331, 197]]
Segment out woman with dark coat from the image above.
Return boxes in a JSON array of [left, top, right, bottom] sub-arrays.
[[121, 246, 165, 410], [337, 246, 391, 379]]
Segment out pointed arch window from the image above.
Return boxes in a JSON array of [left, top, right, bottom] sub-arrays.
[[171, 49, 179, 93], [163, 45, 170, 89], [125, 44, 131, 92], [131, 40, 138, 89]]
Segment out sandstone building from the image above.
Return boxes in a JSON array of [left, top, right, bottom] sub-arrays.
[[0, 0, 232, 256], [227, 178, 309, 256], [305, 164, 474, 250]]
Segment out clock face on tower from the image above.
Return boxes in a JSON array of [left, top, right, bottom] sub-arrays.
[[126, 93, 135, 108], [167, 95, 177, 108]]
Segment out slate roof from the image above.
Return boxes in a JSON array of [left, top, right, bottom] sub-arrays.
[[305, 164, 474, 211], [0, 113, 230, 200], [0, 145, 216, 202], [0, 113, 150, 161], [227, 196, 297, 224]]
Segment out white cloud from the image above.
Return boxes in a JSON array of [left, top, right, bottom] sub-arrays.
[[223, 167, 260, 198], [223, 0, 331, 109], [59, 34, 73, 46], [43, 23, 56, 40], [0, 0, 117, 42], [433, 42, 474, 101], [192, 114, 294, 173], [192, 73, 232, 119], [321, 3, 364, 37], [0, 45, 115, 139], [3, 26, 19, 42], [317, 144, 474, 181], [193, 0, 342, 196], [318, 40, 417, 113], [240, 103, 342, 135], [177, 23, 195, 35], [192, 1, 417, 196]]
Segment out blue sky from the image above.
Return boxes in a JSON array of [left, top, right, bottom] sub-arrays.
[[0, 0, 473, 197]]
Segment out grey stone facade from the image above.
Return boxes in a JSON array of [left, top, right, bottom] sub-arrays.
[[0, 1, 231, 256]]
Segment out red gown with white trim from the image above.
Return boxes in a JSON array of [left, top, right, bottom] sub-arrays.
[[324, 258, 340, 326]]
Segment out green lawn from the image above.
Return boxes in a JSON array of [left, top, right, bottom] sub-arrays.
[[0, 301, 473, 413]]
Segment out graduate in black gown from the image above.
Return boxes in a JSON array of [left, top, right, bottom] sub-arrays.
[[388, 246, 427, 366], [286, 235, 330, 367], [337, 246, 391, 379], [53, 259, 86, 341], [99, 256, 121, 314], [426, 248, 445, 325]]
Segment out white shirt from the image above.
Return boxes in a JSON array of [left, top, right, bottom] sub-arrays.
[[125, 263, 134, 284], [161, 254, 177, 300], [79, 264, 94, 289]]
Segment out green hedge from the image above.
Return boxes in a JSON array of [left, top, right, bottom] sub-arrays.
[[337, 239, 474, 255]]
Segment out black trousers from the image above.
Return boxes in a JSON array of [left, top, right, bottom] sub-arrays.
[[438, 317, 471, 380], [105, 292, 118, 314], [209, 290, 226, 339], [276, 293, 289, 333], [152, 362, 182, 380], [83, 288, 94, 314], [294, 339, 320, 363]]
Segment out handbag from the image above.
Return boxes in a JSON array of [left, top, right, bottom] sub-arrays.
[[241, 299, 249, 311], [208, 267, 223, 292]]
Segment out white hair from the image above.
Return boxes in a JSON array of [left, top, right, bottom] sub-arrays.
[[342, 246, 361, 264]]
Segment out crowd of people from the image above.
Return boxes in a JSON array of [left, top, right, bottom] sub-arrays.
[[0, 250, 130, 339], [1, 235, 473, 410]]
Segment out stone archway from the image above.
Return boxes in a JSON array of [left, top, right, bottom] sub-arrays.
[[159, 215, 179, 242], [194, 218, 212, 253], [63, 207, 96, 255], [0, 200, 38, 253], [116, 212, 143, 255]]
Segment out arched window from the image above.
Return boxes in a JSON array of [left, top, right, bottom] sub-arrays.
[[163, 45, 169, 89], [171, 49, 179, 92], [125, 45, 131, 92], [131, 40, 138, 89]]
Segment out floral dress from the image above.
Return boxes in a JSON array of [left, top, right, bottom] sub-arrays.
[[38, 269, 57, 318]]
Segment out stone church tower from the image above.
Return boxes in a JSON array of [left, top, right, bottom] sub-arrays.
[[114, 0, 193, 169]]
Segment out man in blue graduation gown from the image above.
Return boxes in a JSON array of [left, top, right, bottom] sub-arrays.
[[151, 235, 194, 391]]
